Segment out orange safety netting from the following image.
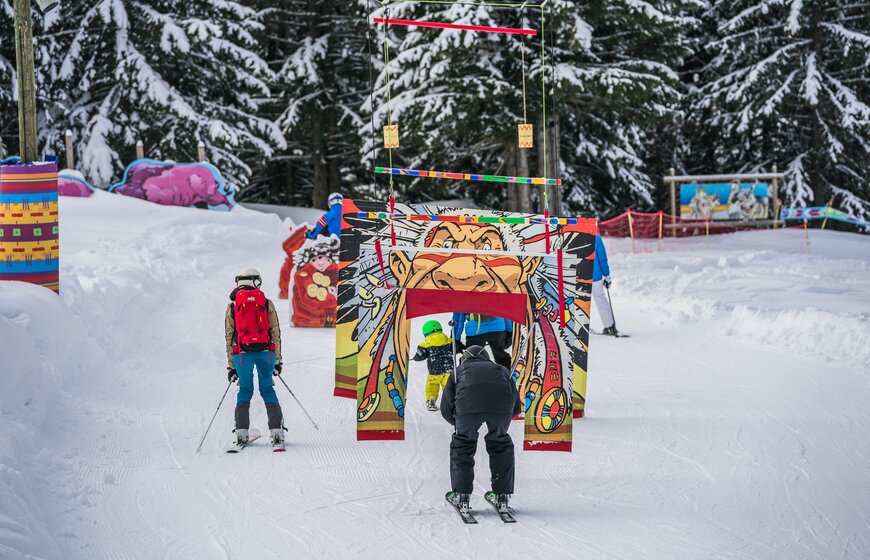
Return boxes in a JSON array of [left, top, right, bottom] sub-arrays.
[[598, 210, 758, 239]]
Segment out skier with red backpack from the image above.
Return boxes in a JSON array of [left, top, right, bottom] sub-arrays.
[[225, 268, 285, 447]]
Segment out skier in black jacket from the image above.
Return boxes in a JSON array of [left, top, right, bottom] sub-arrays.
[[441, 345, 522, 513]]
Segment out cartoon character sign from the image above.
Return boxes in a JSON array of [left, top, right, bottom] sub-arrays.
[[726, 183, 768, 220], [291, 235, 340, 327], [109, 159, 234, 210], [681, 183, 770, 220], [686, 188, 720, 219], [58, 171, 95, 197], [336, 200, 597, 451]]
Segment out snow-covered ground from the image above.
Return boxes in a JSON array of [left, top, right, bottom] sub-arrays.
[[1, 193, 869, 559]]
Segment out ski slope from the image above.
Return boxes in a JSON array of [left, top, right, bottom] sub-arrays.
[[2, 192, 869, 560]]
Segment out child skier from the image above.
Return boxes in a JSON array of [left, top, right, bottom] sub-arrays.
[[412, 320, 459, 411], [225, 268, 286, 446]]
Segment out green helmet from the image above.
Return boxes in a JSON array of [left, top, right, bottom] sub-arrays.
[[422, 320, 443, 337]]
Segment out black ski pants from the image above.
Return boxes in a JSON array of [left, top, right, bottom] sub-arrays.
[[450, 412, 515, 495], [466, 331, 511, 370]]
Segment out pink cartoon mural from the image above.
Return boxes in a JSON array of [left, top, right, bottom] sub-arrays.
[[58, 171, 95, 197], [109, 159, 234, 210]]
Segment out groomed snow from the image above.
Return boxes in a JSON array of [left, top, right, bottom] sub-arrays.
[[1, 192, 868, 559]]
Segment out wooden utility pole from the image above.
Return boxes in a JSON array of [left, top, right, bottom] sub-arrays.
[[13, 0, 39, 163], [517, 143, 532, 213]]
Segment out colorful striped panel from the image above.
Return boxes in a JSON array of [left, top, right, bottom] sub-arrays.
[[356, 211, 579, 225], [0, 163, 59, 292], [375, 166, 561, 186]]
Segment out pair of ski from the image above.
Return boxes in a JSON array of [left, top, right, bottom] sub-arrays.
[[590, 330, 631, 338], [445, 491, 516, 524], [226, 428, 285, 453]]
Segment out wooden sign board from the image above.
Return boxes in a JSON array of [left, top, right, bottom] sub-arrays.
[[383, 125, 400, 149], [518, 123, 534, 149]]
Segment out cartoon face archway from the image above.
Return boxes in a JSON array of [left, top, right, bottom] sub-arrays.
[[335, 200, 597, 451]]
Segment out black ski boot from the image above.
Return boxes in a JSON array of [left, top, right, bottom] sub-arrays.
[[448, 491, 471, 513], [602, 325, 619, 336]]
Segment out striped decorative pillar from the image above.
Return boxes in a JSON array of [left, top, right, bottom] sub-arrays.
[[0, 162, 60, 292]]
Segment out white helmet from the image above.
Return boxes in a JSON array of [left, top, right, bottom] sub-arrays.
[[235, 268, 262, 288], [328, 192, 343, 207]]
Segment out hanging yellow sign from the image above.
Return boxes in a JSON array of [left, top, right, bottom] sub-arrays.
[[383, 125, 400, 149], [518, 123, 534, 149]]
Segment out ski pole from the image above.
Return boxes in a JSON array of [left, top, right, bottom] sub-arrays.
[[275, 375, 319, 430], [605, 282, 618, 331], [196, 381, 232, 453], [449, 320, 458, 383]]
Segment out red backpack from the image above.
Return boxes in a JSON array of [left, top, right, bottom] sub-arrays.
[[233, 289, 274, 354]]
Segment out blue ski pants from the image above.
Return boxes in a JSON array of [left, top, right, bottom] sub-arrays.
[[234, 351, 280, 405]]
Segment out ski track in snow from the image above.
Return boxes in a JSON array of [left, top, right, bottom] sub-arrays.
[[1, 193, 869, 559]]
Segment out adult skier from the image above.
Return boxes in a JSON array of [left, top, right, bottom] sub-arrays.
[[450, 313, 513, 369], [591, 235, 617, 335], [441, 345, 521, 517], [225, 269, 285, 446], [307, 192, 343, 239]]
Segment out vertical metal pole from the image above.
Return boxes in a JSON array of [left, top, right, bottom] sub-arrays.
[[64, 130, 74, 169], [135, 140, 144, 160], [13, 0, 39, 163], [771, 164, 779, 228], [668, 167, 677, 238], [197, 141, 206, 162]]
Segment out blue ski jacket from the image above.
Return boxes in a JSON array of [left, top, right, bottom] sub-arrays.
[[592, 236, 610, 281], [307, 202, 343, 239], [451, 313, 513, 338]]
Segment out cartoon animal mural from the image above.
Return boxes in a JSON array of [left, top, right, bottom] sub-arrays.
[[686, 188, 720, 219], [335, 200, 597, 451], [681, 183, 770, 221], [58, 171, 95, 197], [109, 159, 234, 210], [726, 183, 768, 220]]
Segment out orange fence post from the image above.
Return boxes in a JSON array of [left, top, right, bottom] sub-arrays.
[[705, 217, 710, 239], [626, 209, 636, 254], [820, 197, 834, 231], [657, 210, 664, 251]]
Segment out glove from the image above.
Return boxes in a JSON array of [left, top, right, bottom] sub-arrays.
[[273, 362, 283, 376], [603, 275, 612, 288], [227, 368, 238, 383], [306, 228, 316, 239]]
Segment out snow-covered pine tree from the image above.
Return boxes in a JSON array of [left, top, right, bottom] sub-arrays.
[[0, 0, 63, 159], [363, 0, 697, 216], [43, 0, 284, 187], [548, 0, 700, 215], [255, 0, 368, 209], [363, 1, 539, 210], [693, 0, 870, 220], [0, 0, 13, 154]]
